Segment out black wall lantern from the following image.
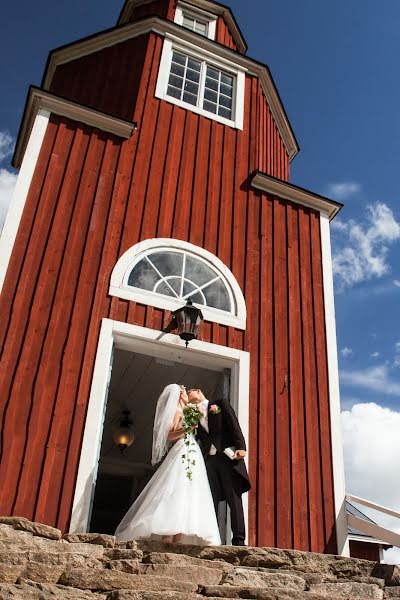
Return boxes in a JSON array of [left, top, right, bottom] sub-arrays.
[[171, 299, 203, 347], [113, 410, 135, 454]]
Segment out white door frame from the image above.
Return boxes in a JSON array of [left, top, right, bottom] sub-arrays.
[[69, 318, 250, 538]]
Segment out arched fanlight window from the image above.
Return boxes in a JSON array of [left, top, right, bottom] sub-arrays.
[[109, 239, 246, 329]]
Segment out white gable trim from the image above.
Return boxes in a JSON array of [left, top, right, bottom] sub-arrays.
[[0, 109, 50, 296], [42, 17, 298, 160], [13, 88, 136, 168], [109, 238, 247, 330]]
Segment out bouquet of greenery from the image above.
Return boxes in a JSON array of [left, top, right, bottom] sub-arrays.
[[181, 402, 206, 480]]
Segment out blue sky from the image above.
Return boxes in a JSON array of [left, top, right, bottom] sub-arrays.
[[1, 0, 400, 544]]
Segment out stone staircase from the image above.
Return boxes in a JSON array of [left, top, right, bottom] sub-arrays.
[[1, 517, 400, 599]]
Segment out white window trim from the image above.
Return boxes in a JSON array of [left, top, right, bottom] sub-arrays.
[[109, 238, 247, 330], [174, 1, 217, 41], [155, 37, 245, 130]]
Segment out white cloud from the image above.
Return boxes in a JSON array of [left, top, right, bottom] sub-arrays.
[[370, 352, 380, 359], [0, 130, 14, 163], [332, 203, 400, 289], [0, 169, 17, 233], [394, 280, 400, 288], [341, 347, 353, 358], [327, 181, 361, 201], [340, 364, 400, 396], [342, 403, 400, 563]]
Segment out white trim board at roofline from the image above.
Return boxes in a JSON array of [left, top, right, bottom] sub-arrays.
[[41, 16, 298, 160], [12, 87, 136, 168], [69, 318, 250, 540], [117, 0, 247, 54], [251, 171, 343, 221]]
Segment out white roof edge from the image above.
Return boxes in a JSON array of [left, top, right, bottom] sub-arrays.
[[348, 534, 389, 546], [13, 88, 135, 168], [118, 0, 247, 54], [251, 172, 342, 221], [42, 17, 298, 160]]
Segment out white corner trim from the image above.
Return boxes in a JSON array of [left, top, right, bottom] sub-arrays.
[[42, 17, 298, 159], [0, 109, 50, 296], [175, 2, 217, 41], [109, 238, 247, 330], [320, 214, 349, 557], [13, 88, 135, 168], [251, 172, 342, 220], [155, 37, 245, 130], [70, 318, 250, 536]]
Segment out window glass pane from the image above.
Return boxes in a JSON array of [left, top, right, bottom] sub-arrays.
[[155, 281, 177, 298], [219, 94, 232, 109], [206, 67, 219, 81], [203, 100, 217, 114], [156, 277, 181, 296], [185, 255, 217, 286], [182, 16, 194, 29], [186, 68, 200, 83], [128, 259, 159, 290], [221, 73, 233, 86], [167, 85, 182, 100], [188, 58, 201, 72], [170, 63, 185, 78], [220, 82, 233, 97], [195, 21, 207, 36], [205, 76, 218, 92], [218, 106, 231, 119], [182, 280, 197, 296], [190, 292, 205, 305], [204, 88, 218, 103], [149, 251, 183, 277], [183, 91, 198, 105], [203, 279, 231, 311], [169, 74, 184, 89], [184, 80, 199, 95], [172, 52, 186, 66]]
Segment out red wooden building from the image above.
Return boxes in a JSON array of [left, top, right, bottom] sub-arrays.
[[0, 0, 351, 555]]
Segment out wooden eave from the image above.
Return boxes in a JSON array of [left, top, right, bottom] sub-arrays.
[[251, 171, 343, 221], [41, 16, 299, 161], [12, 87, 136, 168], [117, 0, 248, 54]]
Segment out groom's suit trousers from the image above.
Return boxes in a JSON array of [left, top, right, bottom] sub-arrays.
[[205, 453, 245, 544]]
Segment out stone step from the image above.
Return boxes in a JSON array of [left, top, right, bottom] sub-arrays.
[[0, 582, 106, 599], [202, 583, 384, 599], [140, 562, 224, 586], [59, 568, 199, 593], [143, 551, 234, 572], [221, 567, 306, 590]]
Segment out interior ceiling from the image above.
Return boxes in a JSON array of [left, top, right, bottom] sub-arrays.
[[98, 348, 226, 476]]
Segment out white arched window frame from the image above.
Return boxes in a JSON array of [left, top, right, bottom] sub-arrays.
[[109, 238, 246, 330]]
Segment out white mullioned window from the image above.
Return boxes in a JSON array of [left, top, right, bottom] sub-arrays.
[[109, 239, 247, 329], [174, 2, 217, 41], [155, 39, 245, 129]]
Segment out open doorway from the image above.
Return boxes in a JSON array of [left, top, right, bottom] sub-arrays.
[[89, 347, 230, 539], [70, 319, 249, 542]]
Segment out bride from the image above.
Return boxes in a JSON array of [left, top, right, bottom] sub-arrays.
[[115, 383, 221, 545]]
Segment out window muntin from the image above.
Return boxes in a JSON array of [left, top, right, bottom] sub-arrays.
[[127, 249, 233, 313], [166, 51, 234, 121]]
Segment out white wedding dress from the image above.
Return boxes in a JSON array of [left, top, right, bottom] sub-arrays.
[[115, 385, 221, 546]]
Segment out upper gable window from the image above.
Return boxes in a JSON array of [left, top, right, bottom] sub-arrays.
[[155, 39, 245, 130], [109, 239, 246, 329], [174, 2, 217, 41]]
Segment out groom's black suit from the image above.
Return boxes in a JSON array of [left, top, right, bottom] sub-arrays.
[[197, 397, 251, 545]]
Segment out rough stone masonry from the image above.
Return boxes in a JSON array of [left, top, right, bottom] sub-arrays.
[[0, 516, 400, 599]]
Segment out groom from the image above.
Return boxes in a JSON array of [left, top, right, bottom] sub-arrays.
[[188, 389, 251, 546]]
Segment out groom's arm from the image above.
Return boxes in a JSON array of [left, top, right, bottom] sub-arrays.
[[219, 397, 246, 452]]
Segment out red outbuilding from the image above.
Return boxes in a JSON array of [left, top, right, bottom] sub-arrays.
[[1, 0, 355, 556]]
